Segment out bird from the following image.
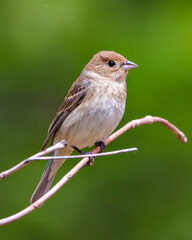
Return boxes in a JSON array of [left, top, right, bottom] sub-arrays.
[[30, 50, 138, 204]]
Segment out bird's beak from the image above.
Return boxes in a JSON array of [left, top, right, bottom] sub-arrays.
[[122, 60, 138, 70]]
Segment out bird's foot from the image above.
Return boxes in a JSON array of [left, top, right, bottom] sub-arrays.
[[84, 151, 95, 167], [71, 145, 95, 167], [95, 141, 106, 152]]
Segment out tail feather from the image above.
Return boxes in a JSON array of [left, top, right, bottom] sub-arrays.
[[30, 159, 65, 204]]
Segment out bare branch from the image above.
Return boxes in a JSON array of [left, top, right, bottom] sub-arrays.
[[0, 116, 186, 181], [0, 116, 187, 226], [0, 146, 137, 180], [0, 140, 67, 180], [105, 115, 187, 146], [0, 149, 137, 226], [28, 148, 138, 160], [0, 155, 93, 226]]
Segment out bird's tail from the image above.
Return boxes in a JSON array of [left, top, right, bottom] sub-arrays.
[[30, 148, 73, 204]]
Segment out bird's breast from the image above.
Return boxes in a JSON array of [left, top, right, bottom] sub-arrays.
[[55, 80, 126, 149]]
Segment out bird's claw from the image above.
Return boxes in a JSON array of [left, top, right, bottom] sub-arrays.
[[95, 141, 106, 152], [71, 145, 95, 167], [84, 152, 95, 167]]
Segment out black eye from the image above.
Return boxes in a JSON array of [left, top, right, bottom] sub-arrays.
[[108, 60, 115, 67]]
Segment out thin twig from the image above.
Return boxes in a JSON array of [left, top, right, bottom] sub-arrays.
[[28, 148, 138, 160], [0, 140, 67, 180], [0, 116, 187, 226]]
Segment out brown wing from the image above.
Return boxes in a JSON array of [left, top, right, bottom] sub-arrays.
[[41, 79, 90, 150]]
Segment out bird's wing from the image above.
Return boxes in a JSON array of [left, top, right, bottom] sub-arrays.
[[41, 79, 91, 150]]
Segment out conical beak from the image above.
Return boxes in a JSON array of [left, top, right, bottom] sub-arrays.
[[122, 60, 138, 70]]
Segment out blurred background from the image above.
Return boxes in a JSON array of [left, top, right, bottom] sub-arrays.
[[0, 0, 191, 239]]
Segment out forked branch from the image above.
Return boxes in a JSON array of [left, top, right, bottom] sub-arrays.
[[0, 115, 187, 226], [0, 140, 67, 180]]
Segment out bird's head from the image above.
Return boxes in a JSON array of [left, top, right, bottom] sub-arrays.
[[84, 51, 138, 82]]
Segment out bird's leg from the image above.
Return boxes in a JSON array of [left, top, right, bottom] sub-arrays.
[[71, 145, 83, 154], [71, 141, 106, 167], [95, 141, 106, 152], [71, 145, 95, 167]]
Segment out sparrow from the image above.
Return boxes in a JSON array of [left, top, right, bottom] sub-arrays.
[[30, 51, 138, 204]]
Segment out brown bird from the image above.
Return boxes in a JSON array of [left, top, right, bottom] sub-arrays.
[[30, 51, 138, 204]]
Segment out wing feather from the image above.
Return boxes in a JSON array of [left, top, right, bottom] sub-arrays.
[[41, 79, 90, 150]]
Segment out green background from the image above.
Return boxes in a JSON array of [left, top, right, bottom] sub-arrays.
[[0, 0, 191, 239]]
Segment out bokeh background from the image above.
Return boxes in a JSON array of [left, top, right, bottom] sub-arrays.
[[0, 0, 191, 239]]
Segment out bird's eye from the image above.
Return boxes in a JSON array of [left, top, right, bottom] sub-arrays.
[[108, 60, 115, 67]]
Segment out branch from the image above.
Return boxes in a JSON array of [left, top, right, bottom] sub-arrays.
[[0, 146, 137, 180], [0, 140, 67, 180], [0, 116, 187, 226], [106, 115, 187, 145], [26, 148, 138, 160]]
